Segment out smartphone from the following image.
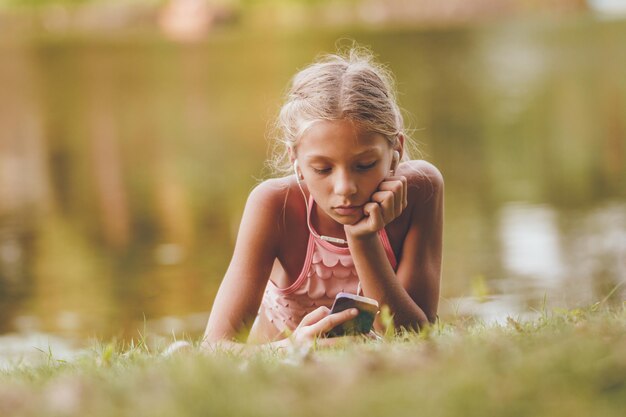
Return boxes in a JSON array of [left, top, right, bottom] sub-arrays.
[[327, 292, 379, 337]]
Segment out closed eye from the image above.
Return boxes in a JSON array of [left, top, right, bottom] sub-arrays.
[[312, 167, 331, 174], [357, 161, 378, 171], [311, 161, 378, 174]]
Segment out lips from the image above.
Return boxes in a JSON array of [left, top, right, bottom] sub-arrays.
[[332, 205, 362, 216]]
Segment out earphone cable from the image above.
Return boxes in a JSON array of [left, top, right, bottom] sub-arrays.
[[294, 163, 348, 245]]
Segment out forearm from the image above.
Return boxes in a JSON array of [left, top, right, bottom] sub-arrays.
[[347, 233, 429, 330], [200, 336, 291, 356]]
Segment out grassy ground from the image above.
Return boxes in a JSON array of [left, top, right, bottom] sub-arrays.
[[1, 303, 625, 417]]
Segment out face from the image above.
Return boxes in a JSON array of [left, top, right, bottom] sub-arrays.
[[295, 119, 395, 225]]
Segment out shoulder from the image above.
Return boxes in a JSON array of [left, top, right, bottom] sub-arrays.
[[248, 176, 303, 205], [247, 177, 290, 205], [245, 176, 306, 227], [398, 160, 444, 202], [400, 160, 444, 185]]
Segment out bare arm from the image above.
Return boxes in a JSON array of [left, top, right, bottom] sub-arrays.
[[399, 162, 443, 323], [346, 161, 444, 330], [202, 306, 359, 355], [201, 179, 364, 352], [202, 180, 282, 345]]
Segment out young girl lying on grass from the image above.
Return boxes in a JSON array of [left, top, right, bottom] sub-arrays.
[[201, 45, 444, 352]]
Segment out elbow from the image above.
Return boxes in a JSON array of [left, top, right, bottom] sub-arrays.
[[422, 306, 440, 329], [394, 311, 431, 333], [200, 335, 216, 352], [199, 333, 218, 352], [401, 305, 440, 332], [200, 328, 233, 351], [200, 335, 237, 353]]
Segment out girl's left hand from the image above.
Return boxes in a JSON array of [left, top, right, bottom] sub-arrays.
[[344, 175, 408, 239]]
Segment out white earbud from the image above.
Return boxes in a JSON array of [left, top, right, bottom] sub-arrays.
[[390, 150, 400, 174], [293, 160, 303, 181], [293, 159, 347, 245]]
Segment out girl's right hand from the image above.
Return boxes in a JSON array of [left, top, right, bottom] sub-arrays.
[[292, 306, 358, 345]]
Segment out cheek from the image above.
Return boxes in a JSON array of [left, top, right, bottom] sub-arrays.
[[363, 171, 387, 191], [307, 178, 328, 193], [305, 179, 330, 202], [361, 183, 381, 198]]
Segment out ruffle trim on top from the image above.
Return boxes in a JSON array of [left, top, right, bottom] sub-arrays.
[[310, 240, 355, 280], [302, 271, 359, 299], [262, 287, 354, 332], [261, 286, 338, 331], [260, 193, 398, 332], [311, 243, 354, 267]]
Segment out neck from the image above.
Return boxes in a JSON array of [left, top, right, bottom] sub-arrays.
[[312, 202, 347, 243]]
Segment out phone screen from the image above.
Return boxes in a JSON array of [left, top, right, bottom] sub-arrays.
[[327, 293, 379, 337]]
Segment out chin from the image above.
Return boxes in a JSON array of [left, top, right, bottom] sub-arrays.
[[331, 212, 365, 225]]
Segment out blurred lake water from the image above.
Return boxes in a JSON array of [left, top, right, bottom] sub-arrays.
[[0, 16, 625, 350]]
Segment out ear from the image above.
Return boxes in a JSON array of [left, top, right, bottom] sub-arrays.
[[390, 134, 405, 174], [288, 146, 296, 164], [288, 147, 304, 181], [396, 133, 405, 160], [390, 151, 400, 174]]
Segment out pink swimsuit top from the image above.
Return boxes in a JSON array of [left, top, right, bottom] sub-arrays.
[[256, 195, 398, 334]]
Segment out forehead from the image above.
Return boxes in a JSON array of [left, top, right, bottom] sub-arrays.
[[297, 119, 389, 159]]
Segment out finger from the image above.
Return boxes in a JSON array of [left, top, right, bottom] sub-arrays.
[[378, 180, 403, 210], [298, 306, 330, 327], [363, 202, 385, 230], [382, 176, 408, 209], [378, 186, 401, 219], [371, 190, 396, 223], [312, 337, 342, 348], [382, 175, 405, 183], [309, 308, 358, 335], [378, 179, 404, 217], [402, 176, 407, 208], [314, 335, 364, 348], [391, 175, 407, 209]]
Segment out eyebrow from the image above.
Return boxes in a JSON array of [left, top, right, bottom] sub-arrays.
[[305, 149, 381, 161]]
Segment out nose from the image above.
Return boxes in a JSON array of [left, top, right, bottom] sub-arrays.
[[333, 169, 357, 198]]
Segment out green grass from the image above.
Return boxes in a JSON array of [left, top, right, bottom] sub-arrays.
[[1, 303, 625, 417]]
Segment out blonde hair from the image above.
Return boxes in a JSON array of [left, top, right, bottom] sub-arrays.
[[267, 45, 414, 177]]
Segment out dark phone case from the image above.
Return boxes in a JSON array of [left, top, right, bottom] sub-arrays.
[[327, 296, 378, 337]]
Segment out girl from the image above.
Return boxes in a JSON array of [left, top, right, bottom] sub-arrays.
[[202, 47, 443, 351]]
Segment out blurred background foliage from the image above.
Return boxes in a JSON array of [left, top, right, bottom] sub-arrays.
[[0, 0, 593, 38]]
